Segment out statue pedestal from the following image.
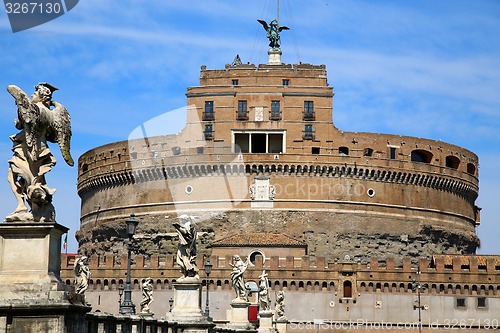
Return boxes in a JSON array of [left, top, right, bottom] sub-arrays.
[[0, 222, 69, 299], [167, 278, 215, 333], [258, 310, 276, 333], [0, 221, 90, 332], [169, 278, 203, 320], [227, 299, 254, 330], [268, 48, 282, 65], [275, 319, 287, 333]]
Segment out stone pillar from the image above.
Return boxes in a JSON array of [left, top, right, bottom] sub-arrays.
[[169, 279, 203, 320], [0, 222, 91, 333], [228, 299, 254, 330], [275, 319, 287, 333], [258, 310, 276, 333], [167, 278, 215, 333], [268, 48, 282, 65]]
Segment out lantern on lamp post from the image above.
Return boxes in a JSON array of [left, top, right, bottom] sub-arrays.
[[119, 214, 139, 314], [204, 259, 213, 318]]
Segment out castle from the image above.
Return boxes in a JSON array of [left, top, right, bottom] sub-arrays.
[[76, 57, 480, 263], [66, 20, 499, 329]]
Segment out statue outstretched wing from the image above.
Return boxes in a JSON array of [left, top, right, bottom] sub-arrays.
[[279, 26, 290, 32], [7, 85, 41, 161], [257, 19, 269, 31], [46, 101, 74, 166]]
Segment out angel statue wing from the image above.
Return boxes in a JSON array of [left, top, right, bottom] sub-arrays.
[[279, 26, 290, 32], [257, 19, 269, 31], [7, 84, 74, 167], [46, 101, 74, 166], [7, 85, 41, 161]]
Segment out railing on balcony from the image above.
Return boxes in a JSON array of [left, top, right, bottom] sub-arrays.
[[204, 131, 214, 140], [302, 131, 315, 140], [202, 112, 215, 121], [270, 111, 282, 121], [236, 111, 249, 121], [303, 111, 315, 121]]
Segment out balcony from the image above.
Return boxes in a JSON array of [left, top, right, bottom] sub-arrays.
[[202, 112, 215, 121], [303, 112, 315, 121], [302, 131, 315, 140], [204, 131, 214, 140], [270, 111, 282, 121], [237, 111, 249, 121]]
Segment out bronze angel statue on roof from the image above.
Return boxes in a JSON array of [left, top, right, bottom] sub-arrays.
[[257, 19, 289, 50], [5, 83, 73, 222]]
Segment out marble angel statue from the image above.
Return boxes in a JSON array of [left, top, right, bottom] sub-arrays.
[[173, 215, 199, 279], [74, 256, 90, 295], [230, 255, 251, 301], [5, 83, 73, 222], [140, 277, 154, 313]]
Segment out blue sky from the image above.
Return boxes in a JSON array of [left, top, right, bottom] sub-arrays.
[[0, 0, 499, 254]]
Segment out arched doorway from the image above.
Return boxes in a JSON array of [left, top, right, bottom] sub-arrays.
[[343, 280, 352, 298]]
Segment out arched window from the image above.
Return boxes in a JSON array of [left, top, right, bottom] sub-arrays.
[[411, 150, 433, 164], [445, 156, 460, 170], [343, 281, 352, 298], [249, 251, 264, 265], [339, 147, 349, 156], [467, 163, 476, 175]]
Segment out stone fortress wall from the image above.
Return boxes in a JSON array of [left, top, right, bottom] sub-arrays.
[[61, 254, 500, 295], [60, 253, 500, 322], [76, 131, 480, 261], [75, 62, 481, 262]]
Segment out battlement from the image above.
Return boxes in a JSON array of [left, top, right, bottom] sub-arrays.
[[61, 254, 500, 296], [61, 253, 500, 272]]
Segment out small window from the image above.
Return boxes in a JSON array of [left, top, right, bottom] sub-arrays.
[[130, 152, 138, 159], [364, 148, 373, 157], [232, 79, 239, 86], [456, 298, 466, 308], [204, 124, 213, 140], [203, 101, 214, 121], [196, 146, 204, 154], [312, 147, 320, 155], [339, 147, 349, 156], [238, 100, 247, 113], [271, 100, 280, 113], [282, 79, 289, 86], [271, 100, 281, 120], [237, 100, 248, 120], [303, 101, 314, 120], [477, 297, 486, 308], [303, 124, 314, 140], [171, 147, 181, 155], [205, 101, 214, 113], [390, 147, 396, 159]]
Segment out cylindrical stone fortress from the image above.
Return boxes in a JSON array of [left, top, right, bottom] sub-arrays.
[[76, 63, 479, 263]]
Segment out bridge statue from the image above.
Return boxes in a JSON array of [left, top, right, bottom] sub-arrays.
[[5, 83, 73, 222]]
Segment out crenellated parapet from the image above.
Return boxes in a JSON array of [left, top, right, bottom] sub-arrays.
[[61, 254, 500, 297]]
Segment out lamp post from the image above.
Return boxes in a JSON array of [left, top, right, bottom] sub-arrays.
[[169, 297, 174, 312], [119, 213, 139, 314], [411, 269, 427, 333], [204, 259, 213, 318]]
